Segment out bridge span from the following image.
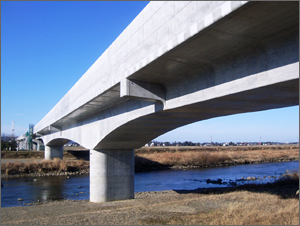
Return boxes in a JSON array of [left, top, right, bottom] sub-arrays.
[[32, 1, 298, 202]]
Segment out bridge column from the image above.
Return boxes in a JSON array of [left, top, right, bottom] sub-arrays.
[[90, 149, 134, 202], [45, 145, 63, 160]]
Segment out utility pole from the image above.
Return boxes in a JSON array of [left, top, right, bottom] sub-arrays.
[[10, 121, 15, 151], [11, 121, 15, 138], [260, 136, 261, 145]]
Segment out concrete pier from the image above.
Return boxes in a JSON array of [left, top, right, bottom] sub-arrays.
[[30, 2, 299, 203], [90, 149, 134, 202], [45, 145, 64, 160]]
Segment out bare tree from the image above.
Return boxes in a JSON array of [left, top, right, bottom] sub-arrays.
[[1, 133, 17, 151]]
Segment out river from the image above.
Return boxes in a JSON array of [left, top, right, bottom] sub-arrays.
[[1, 161, 299, 207]]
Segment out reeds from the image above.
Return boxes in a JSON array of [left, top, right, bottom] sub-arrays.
[[145, 151, 231, 166], [135, 148, 299, 169], [1, 159, 89, 175], [2, 146, 298, 174]]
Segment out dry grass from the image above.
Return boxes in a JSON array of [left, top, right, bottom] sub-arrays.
[[225, 149, 298, 162], [140, 172, 299, 225], [1, 158, 89, 175], [2, 146, 299, 174], [136, 148, 299, 169], [138, 151, 231, 166], [161, 192, 299, 225]]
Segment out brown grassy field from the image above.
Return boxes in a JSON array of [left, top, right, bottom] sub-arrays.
[[135, 145, 299, 171], [1, 158, 89, 176], [1, 145, 299, 176], [141, 191, 299, 225], [140, 171, 299, 225]]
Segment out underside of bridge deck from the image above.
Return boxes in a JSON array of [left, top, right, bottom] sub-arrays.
[[34, 1, 299, 203]]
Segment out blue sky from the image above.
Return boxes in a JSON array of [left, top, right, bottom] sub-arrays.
[[1, 1, 299, 143]]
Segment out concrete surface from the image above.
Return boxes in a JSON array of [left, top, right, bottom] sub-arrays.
[[25, 1, 299, 202], [90, 149, 134, 202], [33, 1, 298, 150], [45, 145, 63, 160]]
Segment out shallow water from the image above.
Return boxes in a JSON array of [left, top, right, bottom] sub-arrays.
[[1, 161, 299, 207]]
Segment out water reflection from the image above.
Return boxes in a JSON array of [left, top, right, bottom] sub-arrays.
[[1, 176, 90, 207], [35, 178, 65, 201], [1, 161, 299, 207]]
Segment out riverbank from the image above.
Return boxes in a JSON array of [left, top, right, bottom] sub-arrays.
[[135, 145, 299, 171], [1, 159, 89, 178], [1, 145, 298, 178], [1, 172, 299, 225]]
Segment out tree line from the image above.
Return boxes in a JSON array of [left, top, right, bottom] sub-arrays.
[[1, 133, 17, 151]]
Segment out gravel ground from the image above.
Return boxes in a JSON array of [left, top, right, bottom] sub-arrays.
[[1, 190, 228, 225], [1, 191, 236, 225], [1, 191, 240, 225], [2, 184, 299, 225]]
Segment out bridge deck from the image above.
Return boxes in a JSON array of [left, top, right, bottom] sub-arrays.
[[34, 1, 298, 139]]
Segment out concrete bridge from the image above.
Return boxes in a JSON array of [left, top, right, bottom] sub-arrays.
[[33, 1, 299, 203]]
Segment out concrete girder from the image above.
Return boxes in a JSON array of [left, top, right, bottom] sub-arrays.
[[36, 125, 62, 136], [31, 1, 299, 203], [34, 1, 298, 137], [120, 78, 166, 103], [45, 138, 70, 146], [48, 125, 61, 133], [96, 78, 299, 150], [39, 61, 299, 151]]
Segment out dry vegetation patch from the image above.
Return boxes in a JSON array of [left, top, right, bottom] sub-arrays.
[[147, 191, 299, 225], [2, 145, 299, 175], [137, 151, 231, 166], [1, 158, 89, 175], [135, 147, 299, 170], [139, 172, 299, 225]]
